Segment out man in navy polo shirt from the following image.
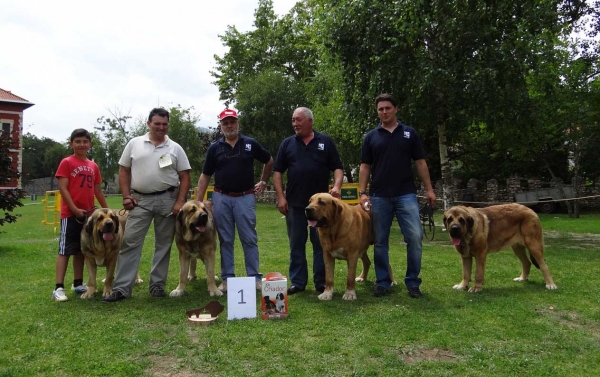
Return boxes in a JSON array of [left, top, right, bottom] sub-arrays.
[[274, 107, 344, 295], [197, 109, 273, 293], [359, 93, 436, 298]]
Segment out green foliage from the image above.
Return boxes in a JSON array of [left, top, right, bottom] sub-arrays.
[[21, 133, 68, 182], [0, 132, 23, 226]]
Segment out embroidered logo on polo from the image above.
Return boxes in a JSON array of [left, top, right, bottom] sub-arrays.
[[318, 143, 325, 150], [404, 131, 410, 139], [245, 144, 251, 151]]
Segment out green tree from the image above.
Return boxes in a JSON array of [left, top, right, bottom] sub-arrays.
[[21, 133, 68, 182], [0, 131, 23, 227]]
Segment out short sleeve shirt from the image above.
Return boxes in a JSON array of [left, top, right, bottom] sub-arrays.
[[55, 155, 103, 219], [360, 121, 426, 197], [119, 134, 191, 193], [202, 134, 271, 192], [274, 131, 343, 208]]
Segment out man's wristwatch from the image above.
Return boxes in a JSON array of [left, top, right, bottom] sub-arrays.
[[359, 191, 368, 196]]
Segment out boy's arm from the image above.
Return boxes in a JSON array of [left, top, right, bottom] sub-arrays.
[[94, 183, 109, 208], [58, 177, 85, 218]]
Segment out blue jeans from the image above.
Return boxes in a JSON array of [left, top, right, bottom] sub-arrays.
[[286, 206, 325, 289], [370, 193, 423, 290], [212, 192, 261, 281]]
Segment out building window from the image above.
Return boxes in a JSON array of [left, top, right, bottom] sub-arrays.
[[1, 123, 10, 133]]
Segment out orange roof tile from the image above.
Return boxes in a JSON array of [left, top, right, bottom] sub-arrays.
[[0, 88, 32, 103]]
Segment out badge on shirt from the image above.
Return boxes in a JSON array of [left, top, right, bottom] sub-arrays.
[[159, 153, 173, 168], [245, 143, 252, 151], [318, 143, 324, 150], [404, 131, 411, 139]]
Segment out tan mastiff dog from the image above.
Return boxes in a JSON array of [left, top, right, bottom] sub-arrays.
[[305, 193, 396, 300], [80, 209, 128, 299], [170, 200, 222, 297], [443, 203, 557, 292]]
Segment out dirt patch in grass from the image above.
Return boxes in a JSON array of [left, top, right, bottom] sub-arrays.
[[540, 307, 600, 339], [397, 347, 460, 364], [147, 355, 205, 377], [544, 231, 600, 242]]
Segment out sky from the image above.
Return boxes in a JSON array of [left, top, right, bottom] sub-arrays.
[[0, 0, 298, 142]]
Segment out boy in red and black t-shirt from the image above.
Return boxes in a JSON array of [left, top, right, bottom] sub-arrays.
[[52, 129, 108, 301]]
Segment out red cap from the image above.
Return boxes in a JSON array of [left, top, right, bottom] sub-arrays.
[[219, 109, 238, 121]]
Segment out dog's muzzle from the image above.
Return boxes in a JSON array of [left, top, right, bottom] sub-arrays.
[[449, 225, 462, 239]]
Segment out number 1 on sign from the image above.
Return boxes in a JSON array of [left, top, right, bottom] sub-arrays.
[[238, 289, 246, 304], [227, 277, 257, 320]]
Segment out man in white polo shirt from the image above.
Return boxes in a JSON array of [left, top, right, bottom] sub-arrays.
[[104, 107, 191, 302]]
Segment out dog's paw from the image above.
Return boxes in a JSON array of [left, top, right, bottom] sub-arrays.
[[513, 276, 527, 282], [187, 275, 197, 282], [209, 289, 224, 297], [546, 283, 558, 290], [452, 284, 468, 291], [318, 291, 333, 300], [468, 286, 482, 293], [81, 290, 95, 299], [169, 289, 185, 297], [102, 289, 112, 298], [355, 277, 365, 282], [135, 277, 144, 284], [342, 290, 357, 300], [391, 280, 398, 286]]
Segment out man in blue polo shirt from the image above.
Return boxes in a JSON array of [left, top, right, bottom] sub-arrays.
[[274, 107, 344, 295], [197, 109, 273, 293], [359, 93, 436, 298]]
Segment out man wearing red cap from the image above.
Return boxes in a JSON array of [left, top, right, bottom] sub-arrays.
[[197, 109, 273, 292]]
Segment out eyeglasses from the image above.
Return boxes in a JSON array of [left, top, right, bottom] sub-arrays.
[[221, 143, 240, 159]]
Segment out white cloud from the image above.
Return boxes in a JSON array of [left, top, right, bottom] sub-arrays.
[[0, 0, 298, 141]]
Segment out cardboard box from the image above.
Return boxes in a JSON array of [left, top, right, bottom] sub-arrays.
[[261, 272, 288, 319]]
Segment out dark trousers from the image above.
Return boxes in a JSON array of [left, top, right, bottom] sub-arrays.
[[286, 206, 325, 289]]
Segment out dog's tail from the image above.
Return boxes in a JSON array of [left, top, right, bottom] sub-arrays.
[[529, 253, 540, 269]]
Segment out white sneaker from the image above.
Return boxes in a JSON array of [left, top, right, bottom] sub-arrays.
[[217, 281, 227, 292], [72, 283, 88, 294], [256, 280, 262, 290], [53, 288, 68, 301]]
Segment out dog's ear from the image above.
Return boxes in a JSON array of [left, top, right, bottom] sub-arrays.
[[203, 200, 212, 212], [111, 212, 119, 233], [84, 213, 94, 234], [442, 215, 447, 227], [467, 216, 475, 230], [177, 209, 184, 227]]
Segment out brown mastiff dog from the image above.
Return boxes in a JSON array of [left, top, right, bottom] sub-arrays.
[[443, 203, 557, 292], [305, 193, 396, 300], [170, 200, 222, 297], [80, 209, 128, 299]]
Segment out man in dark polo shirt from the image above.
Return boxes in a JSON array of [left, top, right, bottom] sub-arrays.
[[359, 93, 436, 298], [197, 109, 273, 293], [274, 107, 344, 295]]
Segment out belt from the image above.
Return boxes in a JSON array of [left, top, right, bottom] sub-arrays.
[[132, 186, 176, 195], [213, 187, 254, 197]]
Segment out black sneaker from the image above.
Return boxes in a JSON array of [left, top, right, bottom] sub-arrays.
[[407, 287, 422, 298], [102, 290, 127, 303], [373, 286, 389, 297], [149, 285, 165, 298]]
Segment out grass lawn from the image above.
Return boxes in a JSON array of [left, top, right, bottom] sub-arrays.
[[1, 197, 599, 376]]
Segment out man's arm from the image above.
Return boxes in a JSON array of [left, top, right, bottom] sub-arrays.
[[358, 163, 371, 211], [273, 171, 288, 215], [254, 157, 274, 195], [197, 173, 212, 202], [119, 165, 137, 210], [415, 159, 436, 205], [173, 169, 191, 215], [329, 169, 344, 198]]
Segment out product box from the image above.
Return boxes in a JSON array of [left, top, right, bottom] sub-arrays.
[[261, 272, 288, 319]]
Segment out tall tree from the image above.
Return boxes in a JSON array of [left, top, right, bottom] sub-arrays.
[[0, 131, 23, 227], [21, 133, 68, 182]]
